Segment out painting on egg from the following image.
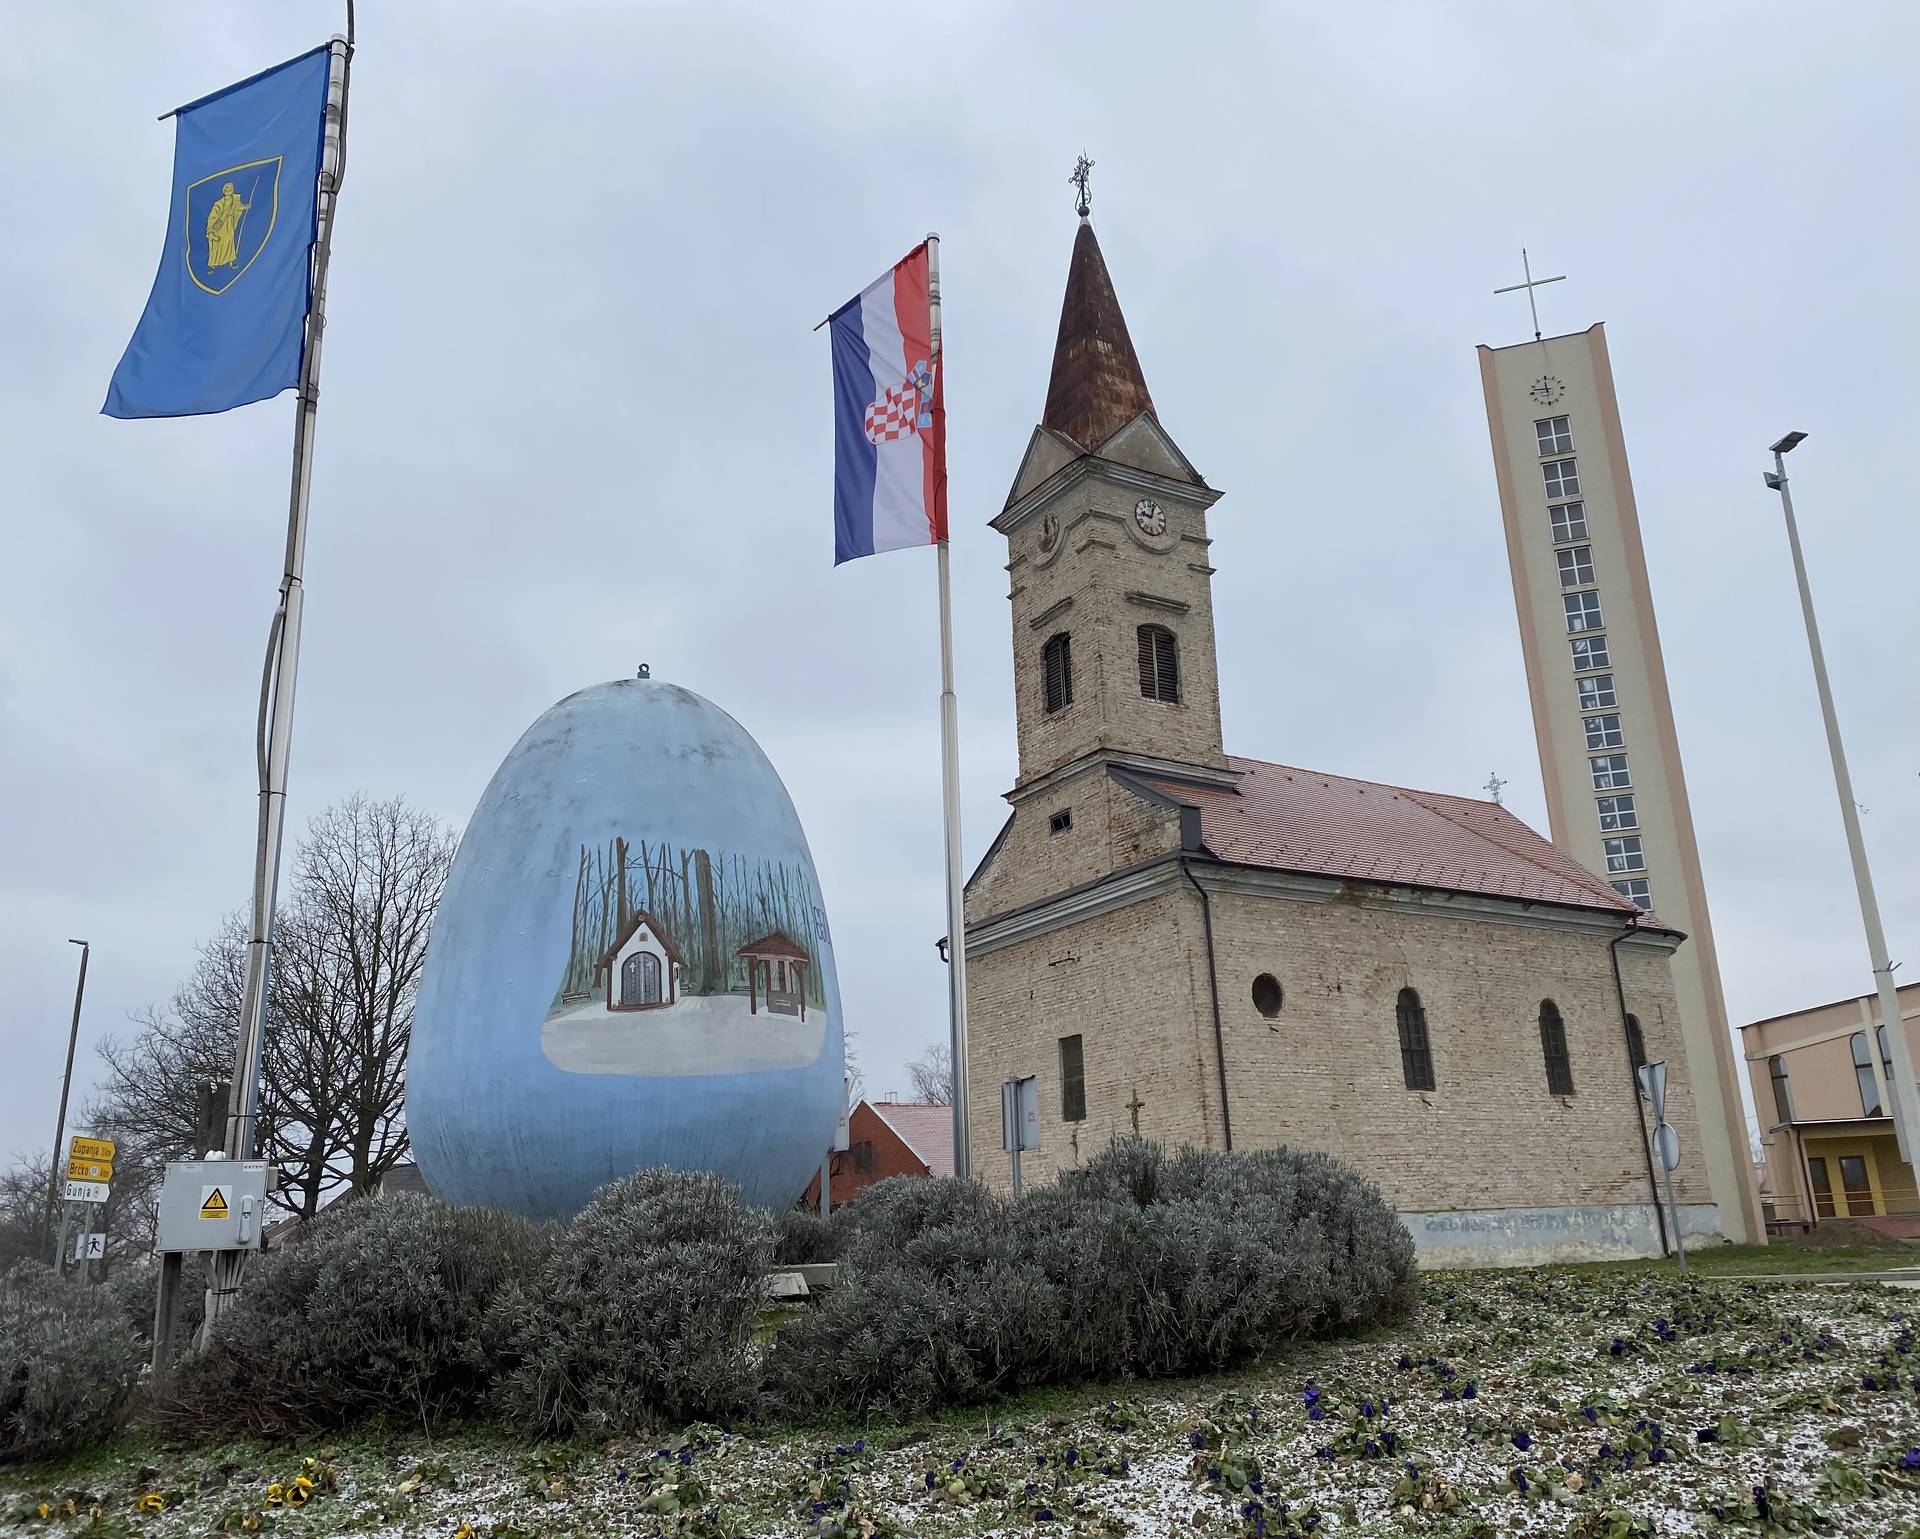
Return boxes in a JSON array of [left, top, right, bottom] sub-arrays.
[[406, 675, 844, 1221]]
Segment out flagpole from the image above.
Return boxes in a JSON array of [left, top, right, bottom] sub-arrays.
[[926, 234, 972, 1181], [204, 27, 352, 1334]]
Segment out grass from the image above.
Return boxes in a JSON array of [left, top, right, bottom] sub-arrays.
[[1544, 1230, 1920, 1279]]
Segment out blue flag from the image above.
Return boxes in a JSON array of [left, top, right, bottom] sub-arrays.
[[104, 46, 331, 419]]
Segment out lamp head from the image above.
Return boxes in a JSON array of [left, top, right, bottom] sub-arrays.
[[67, 938, 87, 948], [1770, 430, 1808, 455], [1762, 471, 1786, 490]]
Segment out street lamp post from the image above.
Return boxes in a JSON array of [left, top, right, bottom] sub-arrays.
[[46, 939, 90, 1269], [1763, 433, 1920, 1165]]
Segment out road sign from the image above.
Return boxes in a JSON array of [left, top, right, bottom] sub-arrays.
[[1001, 1076, 1039, 1153], [1636, 1060, 1668, 1123], [69, 1135, 116, 1162], [73, 1233, 106, 1262], [67, 1156, 113, 1182], [63, 1178, 109, 1204], [1653, 1121, 1681, 1173]]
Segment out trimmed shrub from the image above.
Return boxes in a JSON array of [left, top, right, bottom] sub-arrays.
[[1, 1260, 143, 1462], [103, 1254, 206, 1359], [765, 1138, 1416, 1418], [772, 1203, 856, 1266], [494, 1168, 773, 1433], [167, 1195, 545, 1436]]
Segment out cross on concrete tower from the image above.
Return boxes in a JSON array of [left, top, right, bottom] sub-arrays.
[[1493, 248, 1566, 342]]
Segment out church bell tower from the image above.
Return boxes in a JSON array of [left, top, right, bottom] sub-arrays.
[[993, 201, 1232, 797]]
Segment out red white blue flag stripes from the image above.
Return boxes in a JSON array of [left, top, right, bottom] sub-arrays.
[[828, 243, 947, 564]]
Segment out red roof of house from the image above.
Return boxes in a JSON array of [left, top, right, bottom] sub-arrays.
[[867, 1101, 957, 1178], [736, 931, 810, 961], [1144, 756, 1646, 919]]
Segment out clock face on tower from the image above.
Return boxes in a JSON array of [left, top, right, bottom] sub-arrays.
[[1530, 375, 1565, 406], [1134, 498, 1166, 536]]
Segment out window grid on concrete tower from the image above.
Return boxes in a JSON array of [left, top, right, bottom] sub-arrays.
[[1563, 590, 1605, 634], [1396, 987, 1436, 1092], [1851, 1032, 1882, 1117], [1535, 416, 1574, 455], [1042, 632, 1073, 714], [1543, 459, 1581, 500], [1596, 794, 1638, 832], [1603, 835, 1646, 873], [1136, 623, 1180, 703], [1570, 634, 1611, 671], [1590, 753, 1631, 791], [1583, 713, 1625, 750], [1539, 999, 1576, 1095], [1576, 673, 1617, 710], [1549, 501, 1588, 544], [1556, 546, 1597, 588], [1611, 876, 1651, 910]]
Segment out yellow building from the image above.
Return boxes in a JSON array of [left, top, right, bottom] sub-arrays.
[[1743, 981, 1920, 1231]]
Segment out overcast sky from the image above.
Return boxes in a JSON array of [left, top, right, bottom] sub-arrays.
[[3, 3, 1914, 1168]]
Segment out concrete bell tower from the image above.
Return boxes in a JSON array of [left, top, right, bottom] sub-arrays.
[[993, 212, 1233, 798]]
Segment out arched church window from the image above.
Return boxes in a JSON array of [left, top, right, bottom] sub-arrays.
[[621, 951, 662, 1007], [1137, 624, 1180, 703], [1624, 1013, 1646, 1071], [1396, 987, 1435, 1092], [1769, 1054, 1794, 1126], [1852, 1031, 1882, 1116], [1539, 999, 1575, 1096], [1042, 632, 1073, 714]]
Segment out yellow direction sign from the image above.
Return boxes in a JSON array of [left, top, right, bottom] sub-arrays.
[[66, 1156, 113, 1182], [70, 1135, 115, 1162], [198, 1185, 231, 1220]]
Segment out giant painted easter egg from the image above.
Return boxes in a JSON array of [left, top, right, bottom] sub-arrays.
[[406, 677, 844, 1219]]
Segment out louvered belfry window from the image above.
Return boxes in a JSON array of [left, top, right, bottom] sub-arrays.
[[1137, 623, 1180, 702], [1042, 632, 1073, 714], [1539, 999, 1576, 1096]]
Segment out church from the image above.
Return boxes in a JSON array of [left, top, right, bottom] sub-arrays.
[[959, 208, 1733, 1266]]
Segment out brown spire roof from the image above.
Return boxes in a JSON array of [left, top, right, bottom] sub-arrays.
[[1041, 220, 1156, 450]]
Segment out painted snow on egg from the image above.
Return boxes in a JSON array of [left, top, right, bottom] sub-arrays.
[[405, 676, 844, 1220]]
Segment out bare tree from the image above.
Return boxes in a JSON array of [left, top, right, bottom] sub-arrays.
[[907, 1041, 954, 1105], [88, 794, 456, 1223]]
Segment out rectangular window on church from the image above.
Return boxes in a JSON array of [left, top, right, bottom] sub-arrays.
[[1563, 590, 1604, 634], [1603, 835, 1646, 873], [1583, 713, 1624, 750], [1571, 634, 1611, 671], [1597, 794, 1638, 831], [1612, 877, 1651, 910], [1536, 416, 1573, 455], [1556, 546, 1597, 588], [1590, 753, 1631, 791], [1543, 459, 1581, 500], [1049, 809, 1072, 834], [1059, 1034, 1086, 1122], [1550, 502, 1588, 544], [1576, 673, 1617, 710]]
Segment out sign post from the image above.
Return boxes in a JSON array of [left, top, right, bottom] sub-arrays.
[[1001, 1076, 1039, 1198], [1638, 1061, 1687, 1273]]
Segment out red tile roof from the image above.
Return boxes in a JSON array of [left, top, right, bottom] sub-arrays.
[[868, 1101, 956, 1178], [1144, 756, 1647, 919]]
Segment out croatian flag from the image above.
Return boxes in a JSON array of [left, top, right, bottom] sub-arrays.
[[828, 243, 947, 564]]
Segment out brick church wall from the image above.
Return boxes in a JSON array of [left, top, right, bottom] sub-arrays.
[[964, 878, 1710, 1224]]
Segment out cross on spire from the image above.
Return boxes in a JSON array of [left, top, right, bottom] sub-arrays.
[[1493, 248, 1566, 341], [1070, 153, 1094, 220], [1484, 772, 1507, 806]]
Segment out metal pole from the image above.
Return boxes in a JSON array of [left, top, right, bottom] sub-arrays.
[[45, 939, 89, 1264], [927, 232, 971, 1182], [818, 1152, 830, 1217], [1010, 1145, 1022, 1201], [1660, 1158, 1688, 1272], [206, 33, 352, 1333], [1768, 438, 1920, 1165]]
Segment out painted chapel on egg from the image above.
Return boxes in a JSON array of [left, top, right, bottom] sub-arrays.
[[958, 208, 1755, 1266]]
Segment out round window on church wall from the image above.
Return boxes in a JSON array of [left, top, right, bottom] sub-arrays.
[[1251, 973, 1283, 1018]]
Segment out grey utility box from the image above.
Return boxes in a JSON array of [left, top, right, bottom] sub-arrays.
[[156, 1159, 272, 1253]]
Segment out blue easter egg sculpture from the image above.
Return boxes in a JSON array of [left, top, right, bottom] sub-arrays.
[[406, 676, 844, 1219]]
